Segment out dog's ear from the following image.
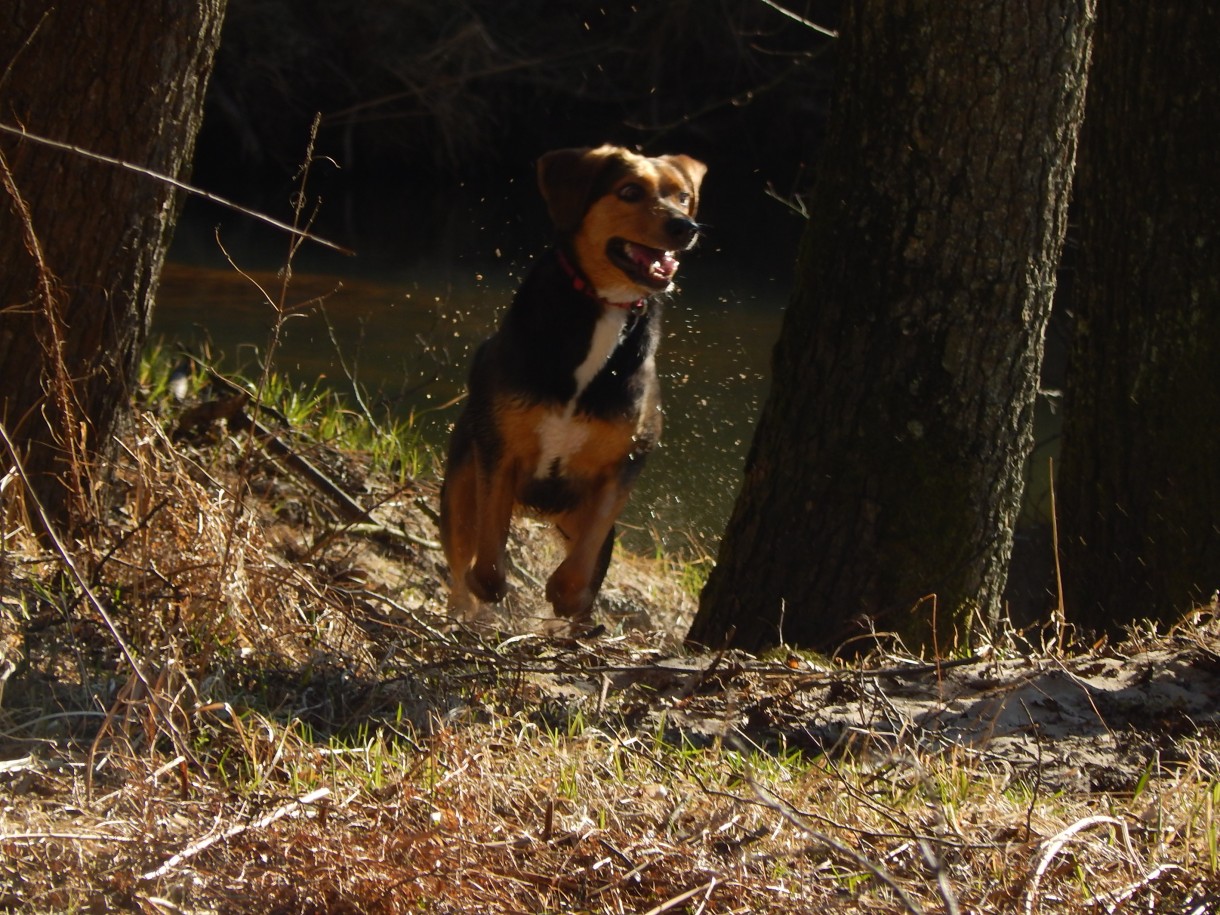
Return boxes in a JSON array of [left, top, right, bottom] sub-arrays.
[[537, 146, 624, 233], [663, 155, 708, 216]]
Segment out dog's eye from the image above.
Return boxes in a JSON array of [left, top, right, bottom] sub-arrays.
[[616, 182, 645, 203], [675, 191, 692, 207]]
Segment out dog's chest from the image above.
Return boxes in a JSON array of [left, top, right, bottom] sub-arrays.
[[571, 307, 628, 394], [534, 309, 630, 477]]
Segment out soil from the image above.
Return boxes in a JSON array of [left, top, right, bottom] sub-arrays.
[[358, 480, 1220, 798], [446, 599, 1220, 797]]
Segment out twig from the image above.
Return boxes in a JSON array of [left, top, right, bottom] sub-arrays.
[[639, 879, 719, 915], [217, 115, 327, 590], [750, 776, 926, 915], [1096, 863, 1183, 913], [1048, 456, 1067, 654], [0, 422, 159, 724], [1, 831, 140, 843], [587, 846, 659, 898], [1020, 697, 1044, 841], [0, 420, 200, 799], [0, 147, 89, 524], [227, 405, 371, 524], [344, 588, 457, 644], [1023, 815, 1135, 915], [0, 122, 352, 254], [691, 877, 718, 915], [319, 301, 381, 434], [675, 631, 735, 702], [0, 12, 51, 93], [756, 0, 839, 38], [918, 839, 962, 915], [140, 787, 331, 882]]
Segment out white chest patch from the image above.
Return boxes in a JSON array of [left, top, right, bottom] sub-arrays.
[[535, 410, 590, 478], [572, 308, 628, 395], [534, 309, 628, 478]]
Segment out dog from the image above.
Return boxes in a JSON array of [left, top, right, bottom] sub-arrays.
[[439, 144, 707, 627]]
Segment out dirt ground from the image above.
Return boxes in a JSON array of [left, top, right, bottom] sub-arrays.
[[452, 596, 1220, 799], [393, 504, 1220, 800], [5, 409, 1220, 913]]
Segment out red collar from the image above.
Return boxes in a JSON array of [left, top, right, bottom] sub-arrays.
[[555, 249, 648, 314]]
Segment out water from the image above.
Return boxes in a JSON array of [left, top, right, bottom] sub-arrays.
[[153, 187, 799, 552]]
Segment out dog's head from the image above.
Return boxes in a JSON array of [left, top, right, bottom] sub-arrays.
[[537, 145, 707, 304]]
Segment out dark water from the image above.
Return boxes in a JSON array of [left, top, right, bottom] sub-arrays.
[[154, 186, 800, 552]]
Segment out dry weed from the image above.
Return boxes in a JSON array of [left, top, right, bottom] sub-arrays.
[[2, 387, 1220, 913]]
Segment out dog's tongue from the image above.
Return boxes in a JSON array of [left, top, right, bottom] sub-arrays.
[[627, 242, 679, 281]]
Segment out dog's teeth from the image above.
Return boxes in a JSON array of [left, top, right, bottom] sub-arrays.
[[621, 241, 679, 282], [652, 252, 679, 279]]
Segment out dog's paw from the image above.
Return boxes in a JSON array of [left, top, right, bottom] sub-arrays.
[[545, 573, 595, 621], [467, 565, 508, 603]]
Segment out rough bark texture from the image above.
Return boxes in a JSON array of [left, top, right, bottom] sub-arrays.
[[0, 1, 227, 525], [689, 0, 1094, 654], [1057, 5, 1220, 632]]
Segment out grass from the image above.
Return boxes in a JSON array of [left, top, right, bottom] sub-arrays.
[[138, 335, 438, 485], [4, 374, 1220, 913]]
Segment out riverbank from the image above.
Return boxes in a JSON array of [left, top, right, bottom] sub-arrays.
[[1, 359, 1218, 912]]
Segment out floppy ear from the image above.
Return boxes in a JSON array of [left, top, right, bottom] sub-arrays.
[[663, 154, 708, 216], [537, 146, 623, 233]]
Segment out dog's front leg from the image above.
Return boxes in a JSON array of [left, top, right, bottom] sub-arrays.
[[547, 480, 631, 620], [467, 458, 518, 604]]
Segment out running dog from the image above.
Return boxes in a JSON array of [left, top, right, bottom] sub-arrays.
[[439, 144, 707, 627]]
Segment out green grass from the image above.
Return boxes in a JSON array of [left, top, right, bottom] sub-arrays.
[[138, 339, 438, 485]]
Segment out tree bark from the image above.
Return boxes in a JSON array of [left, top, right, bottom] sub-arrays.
[[688, 0, 1094, 654], [0, 1, 227, 526], [1057, 5, 1220, 632]]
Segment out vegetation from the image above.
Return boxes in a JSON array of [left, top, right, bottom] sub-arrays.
[[4, 356, 1220, 912]]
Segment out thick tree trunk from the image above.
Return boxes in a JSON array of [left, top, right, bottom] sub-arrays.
[[1057, 5, 1220, 632], [0, 2, 227, 526], [688, 0, 1094, 654]]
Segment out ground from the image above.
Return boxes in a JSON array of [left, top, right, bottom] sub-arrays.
[[2, 400, 1219, 913]]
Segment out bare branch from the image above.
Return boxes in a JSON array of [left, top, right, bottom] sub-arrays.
[[0, 121, 353, 255]]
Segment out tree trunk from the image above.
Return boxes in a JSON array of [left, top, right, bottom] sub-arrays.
[[1057, 5, 1220, 632], [688, 0, 1094, 655], [0, 1, 227, 527]]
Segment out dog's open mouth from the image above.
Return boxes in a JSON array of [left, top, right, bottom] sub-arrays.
[[607, 238, 679, 290]]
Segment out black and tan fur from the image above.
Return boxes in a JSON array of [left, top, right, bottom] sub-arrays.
[[439, 144, 707, 625]]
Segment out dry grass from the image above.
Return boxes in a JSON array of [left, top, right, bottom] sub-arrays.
[[2, 376, 1220, 914]]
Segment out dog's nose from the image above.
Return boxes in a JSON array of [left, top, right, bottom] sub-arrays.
[[665, 216, 699, 248]]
